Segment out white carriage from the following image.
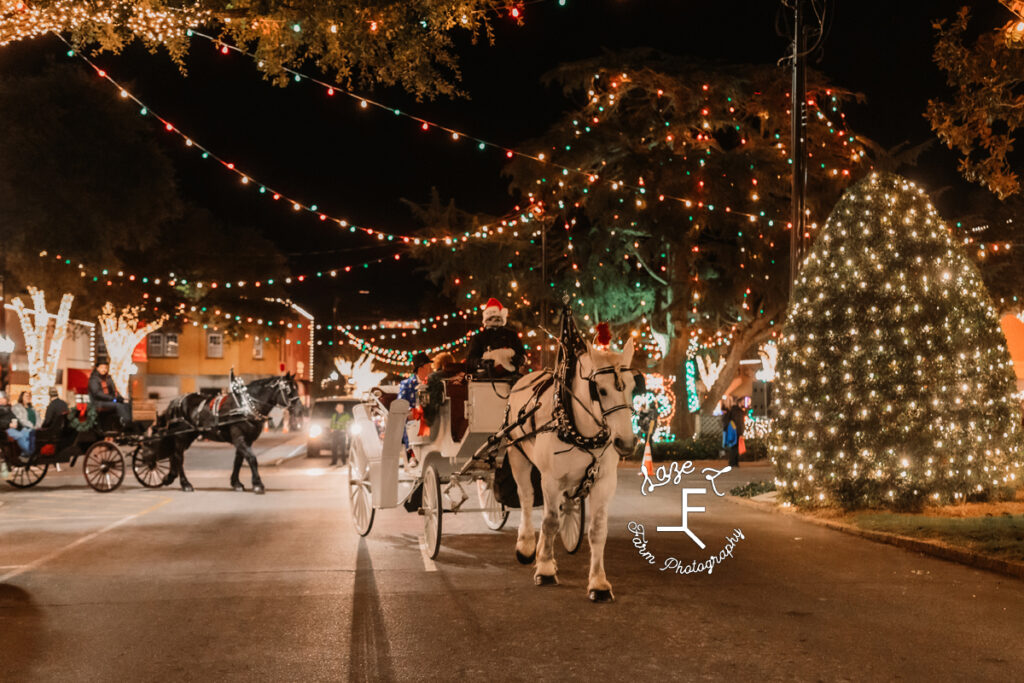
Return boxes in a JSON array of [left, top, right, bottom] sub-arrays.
[[346, 376, 585, 559]]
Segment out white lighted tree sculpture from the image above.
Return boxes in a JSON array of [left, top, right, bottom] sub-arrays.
[[11, 287, 74, 408], [98, 303, 167, 395], [334, 354, 387, 394]]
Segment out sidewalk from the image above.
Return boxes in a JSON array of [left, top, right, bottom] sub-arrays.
[[730, 491, 1024, 581]]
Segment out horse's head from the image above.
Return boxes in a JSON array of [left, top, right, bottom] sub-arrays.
[[275, 372, 302, 413], [578, 338, 637, 457]]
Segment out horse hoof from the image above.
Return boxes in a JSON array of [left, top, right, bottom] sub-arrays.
[[588, 589, 614, 603], [232, 483, 245, 492], [182, 484, 194, 493], [534, 574, 558, 586], [515, 550, 535, 565], [253, 485, 266, 495]]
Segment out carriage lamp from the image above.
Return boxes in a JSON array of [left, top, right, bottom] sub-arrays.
[[308, 424, 323, 438], [349, 423, 362, 436]]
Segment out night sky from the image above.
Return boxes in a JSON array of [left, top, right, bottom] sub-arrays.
[[0, 0, 1003, 345]]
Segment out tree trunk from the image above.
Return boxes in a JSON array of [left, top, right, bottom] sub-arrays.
[[699, 312, 779, 412]]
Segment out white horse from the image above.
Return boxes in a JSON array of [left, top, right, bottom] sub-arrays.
[[504, 338, 637, 602]]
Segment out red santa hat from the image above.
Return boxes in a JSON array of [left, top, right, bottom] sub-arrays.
[[482, 297, 508, 324]]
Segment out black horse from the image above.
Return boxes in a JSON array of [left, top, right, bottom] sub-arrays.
[[156, 373, 301, 494]]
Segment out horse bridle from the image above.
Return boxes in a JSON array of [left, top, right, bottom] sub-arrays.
[[585, 365, 633, 419]]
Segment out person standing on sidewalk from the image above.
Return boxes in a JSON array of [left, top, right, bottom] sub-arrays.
[[721, 395, 745, 468], [328, 403, 352, 466]]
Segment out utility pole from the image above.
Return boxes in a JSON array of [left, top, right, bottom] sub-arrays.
[[789, 0, 808, 299], [540, 219, 548, 369]]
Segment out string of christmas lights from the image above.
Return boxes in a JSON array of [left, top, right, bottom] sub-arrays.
[[39, 248, 401, 290], [182, 28, 773, 224], [56, 36, 540, 248], [315, 306, 480, 332], [336, 327, 479, 366]]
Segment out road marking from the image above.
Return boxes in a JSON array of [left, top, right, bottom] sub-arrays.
[[418, 535, 438, 572], [272, 445, 307, 466], [0, 497, 173, 583]]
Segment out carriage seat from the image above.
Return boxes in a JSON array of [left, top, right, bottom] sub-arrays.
[[446, 379, 470, 442]]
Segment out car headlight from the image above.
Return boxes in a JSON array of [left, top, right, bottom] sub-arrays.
[[349, 423, 362, 436], [308, 424, 323, 438]]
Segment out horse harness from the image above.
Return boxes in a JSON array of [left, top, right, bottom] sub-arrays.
[[474, 360, 628, 501]]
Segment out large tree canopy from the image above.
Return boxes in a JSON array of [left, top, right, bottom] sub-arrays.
[[1, 0, 520, 99], [413, 51, 875, 429], [927, 5, 1024, 199]]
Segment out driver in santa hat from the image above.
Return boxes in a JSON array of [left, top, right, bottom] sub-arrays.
[[467, 298, 526, 375]]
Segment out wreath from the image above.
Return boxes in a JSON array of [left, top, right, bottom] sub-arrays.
[[69, 403, 98, 433]]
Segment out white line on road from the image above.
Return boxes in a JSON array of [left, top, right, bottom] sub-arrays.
[[0, 497, 173, 583], [272, 445, 307, 467], [418, 535, 438, 573]]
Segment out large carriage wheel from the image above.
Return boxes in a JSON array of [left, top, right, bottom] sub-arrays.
[[348, 451, 375, 536], [559, 497, 586, 554], [6, 463, 48, 489], [83, 442, 126, 492], [477, 478, 509, 531], [422, 463, 443, 559], [131, 446, 170, 488]]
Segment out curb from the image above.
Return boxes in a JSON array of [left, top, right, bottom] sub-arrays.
[[726, 494, 1024, 581]]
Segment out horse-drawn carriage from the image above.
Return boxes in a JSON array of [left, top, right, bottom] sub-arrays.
[[347, 375, 586, 558], [347, 306, 642, 602], [2, 373, 302, 494], [1, 410, 166, 493]]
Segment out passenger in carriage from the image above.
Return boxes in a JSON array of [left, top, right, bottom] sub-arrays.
[[41, 387, 69, 430], [0, 391, 35, 460], [398, 352, 433, 466], [466, 298, 525, 376]]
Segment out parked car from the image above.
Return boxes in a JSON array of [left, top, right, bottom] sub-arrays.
[[307, 396, 363, 459]]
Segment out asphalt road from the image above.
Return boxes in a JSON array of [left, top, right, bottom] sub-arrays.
[[1, 437, 1022, 682]]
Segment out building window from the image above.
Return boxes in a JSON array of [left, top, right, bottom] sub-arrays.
[[253, 336, 264, 360], [147, 332, 179, 358], [206, 332, 224, 359], [147, 333, 164, 358], [164, 333, 179, 358]]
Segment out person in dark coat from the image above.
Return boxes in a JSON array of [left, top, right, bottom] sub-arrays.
[[466, 298, 526, 375], [720, 395, 745, 468], [88, 361, 132, 425], [41, 387, 69, 431]]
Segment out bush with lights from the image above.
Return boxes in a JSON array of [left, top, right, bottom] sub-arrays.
[[771, 173, 1023, 509]]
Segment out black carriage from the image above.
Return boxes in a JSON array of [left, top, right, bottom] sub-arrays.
[[2, 411, 170, 493]]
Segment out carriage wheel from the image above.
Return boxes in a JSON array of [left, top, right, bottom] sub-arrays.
[[6, 463, 48, 489], [559, 497, 586, 554], [422, 463, 443, 559], [131, 447, 170, 488], [477, 478, 509, 531], [83, 442, 126, 492], [348, 452, 375, 536]]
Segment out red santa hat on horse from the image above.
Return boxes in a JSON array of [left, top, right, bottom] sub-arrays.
[[482, 297, 508, 327]]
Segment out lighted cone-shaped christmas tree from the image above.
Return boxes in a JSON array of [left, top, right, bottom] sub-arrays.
[[771, 173, 1023, 509]]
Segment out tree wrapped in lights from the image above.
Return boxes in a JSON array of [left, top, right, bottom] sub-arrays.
[[771, 173, 1023, 509], [11, 287, 74, 408], [98, 303, 167, 395]]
